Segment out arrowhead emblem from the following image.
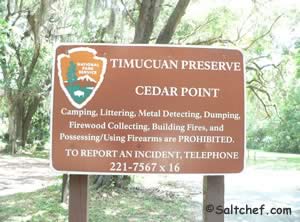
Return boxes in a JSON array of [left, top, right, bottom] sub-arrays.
[[57, 47, 107, 109]]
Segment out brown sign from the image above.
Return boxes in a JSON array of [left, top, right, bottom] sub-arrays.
[[51, 44, 245, 174]]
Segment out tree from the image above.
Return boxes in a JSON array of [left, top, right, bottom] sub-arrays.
[[247, 39, 300, 153], [91, 0, 191, 189], [50, 0, 191, 189], [0, 0, 53, 153]]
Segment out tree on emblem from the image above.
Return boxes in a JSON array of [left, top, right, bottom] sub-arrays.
[[67, 61, 77, 85]]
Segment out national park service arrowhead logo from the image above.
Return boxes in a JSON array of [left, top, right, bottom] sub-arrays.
[[57, 47, 107, 109]]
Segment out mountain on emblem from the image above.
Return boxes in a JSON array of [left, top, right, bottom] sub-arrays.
[[57, 47, 107, 109]]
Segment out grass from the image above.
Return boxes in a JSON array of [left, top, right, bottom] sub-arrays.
[[15, 149, 49, 159], [0, 185, 67, 222], [0, 185, 190, 222], [0, 149, 49, 159], [90, 187, 189, 222], [0, 145, 50, 159], [246, 149, 300, 170]]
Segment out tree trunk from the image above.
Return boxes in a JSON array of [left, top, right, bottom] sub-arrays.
[[8, 109, 16, 155], [156, 0, 190, 44], [93, 175, 131, 189], [61, 174, 69, 203], [84, 0, 92, 30], [133, 0, 160, 43], [7, 97, 24, 154], [6, 94, 41, 152], [93, 0, 190, 190], [94, 175, 113, 189], [22, 96, 41, 147]]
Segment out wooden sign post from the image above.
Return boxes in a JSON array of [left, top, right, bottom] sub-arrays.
[[203, 176, 225, 222], [51, 44, 244, 222], [69, 175, 89, 222]]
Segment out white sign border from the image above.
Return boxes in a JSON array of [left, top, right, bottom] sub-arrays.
[[50, 43, 246, 176]]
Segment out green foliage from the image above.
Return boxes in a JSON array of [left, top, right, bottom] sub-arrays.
[[295, 41, 300, 78], [173, 6, 237, 44], [27, 104, 50, 150], [0, 18, 9, 46], [0, 41, 51, 149], [269, 86, 300, 153], [205, 7, 236, 36], [22, 46, 52, 93], [247, 83, 300, 153], [0, 1, 5, 16], [0, 19, 9, 88], [247, 37, 300, 154], [247, 127, 268, 150], [0, 6, 52, 151]]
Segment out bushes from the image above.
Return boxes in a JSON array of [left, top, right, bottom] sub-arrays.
[[269, 87, 300, 153], [0, 102, 50, 152], [27, 104, 50, 150], [247, 86, 300, 154]]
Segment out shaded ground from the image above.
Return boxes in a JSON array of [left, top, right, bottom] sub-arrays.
[[133, 174, 203, 221], [0, 155, 59, 196], [0, 152, 300, 221], [135, 168, 300, 222], [226, 168, 300, 222], [133, 150, 300, 222]]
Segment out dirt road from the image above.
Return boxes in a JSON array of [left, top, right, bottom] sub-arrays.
[[0, 155, 59, 196]]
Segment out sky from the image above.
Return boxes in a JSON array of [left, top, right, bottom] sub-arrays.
[[186, 0, 300, 62]]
